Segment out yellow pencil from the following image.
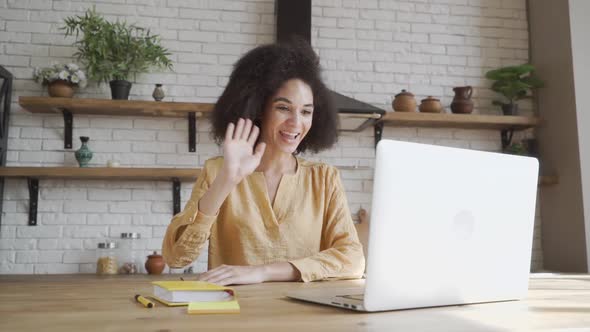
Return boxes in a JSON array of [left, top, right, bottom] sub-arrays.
[[135, 294, 154, 308]]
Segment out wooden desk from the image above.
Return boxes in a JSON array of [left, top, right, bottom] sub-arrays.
[[0, 274, 589, 331]]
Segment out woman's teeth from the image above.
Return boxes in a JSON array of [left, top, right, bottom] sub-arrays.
[[280, 131, 299, 140]]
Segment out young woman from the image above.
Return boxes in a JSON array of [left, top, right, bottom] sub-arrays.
[[162, 40, 365, 285]]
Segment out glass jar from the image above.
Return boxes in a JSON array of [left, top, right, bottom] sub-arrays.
[[96, 241, 118, 275], [119, 232, 141, 274]]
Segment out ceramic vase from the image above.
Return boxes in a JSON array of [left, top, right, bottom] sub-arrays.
[[392, 89, 417, 112], [75, 136, 93, 167], [152, 84, 165, 101], [145, 251, 166, 275], [48, 80, 74, 98], [450, 86, 474, 114]]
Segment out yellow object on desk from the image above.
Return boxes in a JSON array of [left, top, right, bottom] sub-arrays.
[[151, 280, 236, 306], [187, 299, 240, 314]]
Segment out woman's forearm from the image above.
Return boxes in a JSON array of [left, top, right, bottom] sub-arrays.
[[262, 262, 301, 282], [198, 169, 238, 216]]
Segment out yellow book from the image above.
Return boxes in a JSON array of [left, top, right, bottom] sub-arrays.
[[151, 281, 236, 306], [187, 299, 240, 314]]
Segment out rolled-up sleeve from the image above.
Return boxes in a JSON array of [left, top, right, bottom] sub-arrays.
[[162, 161, 218, 268], [290, 168, 366, 282]]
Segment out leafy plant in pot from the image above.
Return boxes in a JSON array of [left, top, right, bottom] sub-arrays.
[[63, 8, 172, 100], [485, 64, 544, 115]]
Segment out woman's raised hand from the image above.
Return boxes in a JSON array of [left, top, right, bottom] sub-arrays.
[[221, 118, 266, 184]]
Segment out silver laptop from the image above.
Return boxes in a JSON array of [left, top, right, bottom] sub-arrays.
[[287, 139, 539, 312]]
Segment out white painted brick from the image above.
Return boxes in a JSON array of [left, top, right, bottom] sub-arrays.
[[0, 226, 16, 239], [35, 264, 80, 274], [63, 201, 108, 213], [319, 27, 355, 39], [156, 130, 185, 143], [417, 128, 454, 139], [132, 189, 171, 201], [63, 250, 96, 264], [38, 239, 83, 250], [17, 225, 62, 238], [88, 117, 133, 129], [2, 212, 28, 225], [112, 129, 156, 141], [107, 153, 153, 166], [109, 201, 151, 213], [470, 140, 502, 151], [397, 12, 432, 23], [88, 189, 132, 201], [0, 31, 31, 43], [0, 239, 36, 250], [178, 31, 217, 43], [18, 151, 64, 164], [6, 21, 52, 33], [87, 213, 132, 225], [0, 55, 30, 67], [132, 214, 170, 225], [63, 226, 108, 239], [152, 202, 173, 214], [38, 250, 64, 263], [0, 263, 34, 274], [16, 251, 38, 263], [41, 213, 86, 225]]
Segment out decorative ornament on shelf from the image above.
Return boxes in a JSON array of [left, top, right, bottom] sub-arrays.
[[63, 8, 173, 100], [392, 89, 417, 112], [419, 96, 443, 113], [75, 136, 93, 167], [485, 64, 544, 116], [152, 83, 165, 101], [145, 251, 166, 275], [33, 63, 87, 98], [450, 86, 474, 114]]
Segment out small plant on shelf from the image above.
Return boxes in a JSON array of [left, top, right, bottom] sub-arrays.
[[33, 63, 87, 98], [62, 7, 173, 100], [485, 64, 544, 116]]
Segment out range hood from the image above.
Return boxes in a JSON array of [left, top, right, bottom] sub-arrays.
[[276, 0, 385, 132]]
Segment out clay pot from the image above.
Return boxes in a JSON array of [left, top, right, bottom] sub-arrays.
[[145, 251, 166, 275], [48, 80, 74, 98], [450, 86, 474, 114], [419, 96, 443, 113], [392, 89, 417, 112]]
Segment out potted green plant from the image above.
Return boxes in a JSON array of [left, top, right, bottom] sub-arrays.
[[504, 142, 527, 155], [63, 8, 172, 100], [485, 64, 544, 115], [33, 63, 87, 98]]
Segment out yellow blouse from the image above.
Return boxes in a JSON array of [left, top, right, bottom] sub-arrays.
[[161, 156, 365, 282]]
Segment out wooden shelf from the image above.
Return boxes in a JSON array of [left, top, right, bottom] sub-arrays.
[[0, 167, 200, 181], [0, 167, 556, 186], [379, 112, 541, 130], [18, 97, 215, 152], [18, 97, 214, 118]]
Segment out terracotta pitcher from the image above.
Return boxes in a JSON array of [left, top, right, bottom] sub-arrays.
[[450, 86, 474, 114]]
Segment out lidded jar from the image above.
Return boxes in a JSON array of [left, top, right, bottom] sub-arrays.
[[119, 232, 141, 274], [419, 96, 443, 113], [392, 89, 417, 112], [96, 241, 118, 275]]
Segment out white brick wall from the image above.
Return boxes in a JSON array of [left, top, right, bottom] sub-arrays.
[[0, 0, 543, 274]]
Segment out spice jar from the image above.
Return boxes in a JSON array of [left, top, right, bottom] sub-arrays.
[[96, 242, 118, 275], [119, 232, 141, 274]]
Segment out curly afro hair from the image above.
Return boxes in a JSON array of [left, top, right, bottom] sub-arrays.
[[211, 39, 338, 154]]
